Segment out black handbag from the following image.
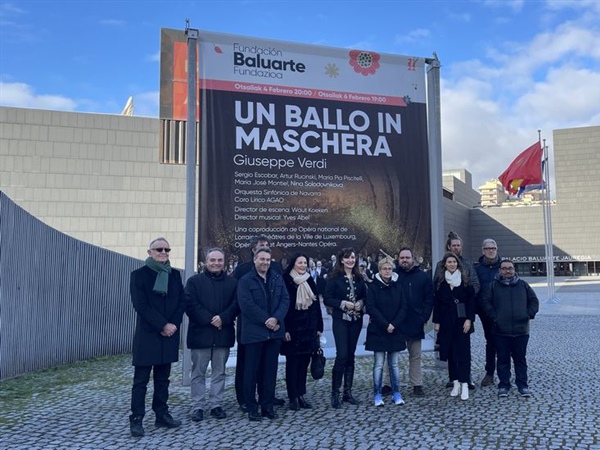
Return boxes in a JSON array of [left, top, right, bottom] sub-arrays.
[[310, 347, 326, 380]]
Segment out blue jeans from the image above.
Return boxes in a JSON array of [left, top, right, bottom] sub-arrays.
[[494, 334, 529, 389], [373, 352, 400, 394]]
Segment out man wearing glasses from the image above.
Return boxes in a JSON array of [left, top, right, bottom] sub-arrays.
[[475, 239, 502, 387], [480, 259, 539, 398], [129, 238, 185, 437]]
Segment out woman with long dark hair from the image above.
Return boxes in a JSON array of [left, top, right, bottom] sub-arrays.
[[324, 247, 368, 409], [432, 252, 475, 401], [281, 253, 324, 411]]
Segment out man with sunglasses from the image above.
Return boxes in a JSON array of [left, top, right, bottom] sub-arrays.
[[475, 239, 502, 387], [480, 259, 539, 398], [129, 238, 185, 437]]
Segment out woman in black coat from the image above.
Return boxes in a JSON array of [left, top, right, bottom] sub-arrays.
[[324, 247, 368, 409], [432, 252, 475, 401], [365, 257, 407, 406], [129, 237, 185, 437], [281, 253, 324, 411]]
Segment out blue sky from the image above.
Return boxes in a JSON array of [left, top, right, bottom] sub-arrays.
[[1, 0, 599, 188]]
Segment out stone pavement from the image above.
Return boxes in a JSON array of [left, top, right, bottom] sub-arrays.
[[1, 277, 599, 450]]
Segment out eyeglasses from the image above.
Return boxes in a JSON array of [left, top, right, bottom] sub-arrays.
[[151, 247, 171, 253], [483, 247, 497, 251]]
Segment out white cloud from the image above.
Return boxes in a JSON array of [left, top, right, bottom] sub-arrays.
[[482, 0, 524, 12], [394, 28, 431, 45], [132, 91, 159, 117], [440, 8, 600, 189], [0, 82, 77, 110], [147, 50, 160, 62]]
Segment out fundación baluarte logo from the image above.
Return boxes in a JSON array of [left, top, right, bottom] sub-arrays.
[[228, 42, 307, 79]]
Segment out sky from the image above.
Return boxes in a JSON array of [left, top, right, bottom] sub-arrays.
[[1, 0, 599, 189]]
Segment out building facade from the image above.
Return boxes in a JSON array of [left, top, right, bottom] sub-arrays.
[[1, 107, 598, 274]]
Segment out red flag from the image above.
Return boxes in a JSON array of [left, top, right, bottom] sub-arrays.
[[498, 141, 543, 195]]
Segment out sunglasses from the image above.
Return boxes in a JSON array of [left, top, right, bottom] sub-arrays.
[[152, 247, 171, 253], [483, 247, 497, 251]]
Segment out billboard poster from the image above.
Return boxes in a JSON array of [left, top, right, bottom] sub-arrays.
[[191, 30, 432, 267]]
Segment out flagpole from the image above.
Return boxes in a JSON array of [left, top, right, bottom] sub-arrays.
[[544, 140, 557, 301]]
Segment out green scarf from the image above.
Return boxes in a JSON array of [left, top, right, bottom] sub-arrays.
[[145, 257, 171, 295]]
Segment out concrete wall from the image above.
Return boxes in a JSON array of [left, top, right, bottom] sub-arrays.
[[0, 107, 188, 267]]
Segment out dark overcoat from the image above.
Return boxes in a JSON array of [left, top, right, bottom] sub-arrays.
[[185, 269, 239, 349], [432, 280, 475, 362], [237, 268, 290, 345], [130, 266, 185, 366], [280, 275, 324, 356], [395, 265, 434, 340], [365, 274, 407, 353]]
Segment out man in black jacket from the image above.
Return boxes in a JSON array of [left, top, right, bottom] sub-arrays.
[[237, 247, 290, 421], [185, 248, 238, 421], [232, 236, 284, 411], [480, 259, 539, 398], [396, 247, 434, 396]]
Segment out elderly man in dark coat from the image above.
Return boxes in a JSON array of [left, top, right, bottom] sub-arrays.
[[129, 237, 185, 437]]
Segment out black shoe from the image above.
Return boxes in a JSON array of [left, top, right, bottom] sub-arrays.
[[191, 409, 204, 422], [210, 407, 227, 419], [289, 399, 300, 411], [248, 410, 262, 421], [468, 382, 476, 391], [261, 408, 278, 419], [381, 385, 393, 395], [331, 393, 342, 409], [155, 413, 182, 429], [298, 396, 312, 409], [239, 403, 248, 413], [413, 386, 425, 396], [445, 381, 454, 388], [343, 393, 361, 405], [129, 415, 144, 437], [273, 397, 285, 406]]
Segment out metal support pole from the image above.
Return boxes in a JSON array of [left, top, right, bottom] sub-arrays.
[[182, 23, 199, 386], [426, 54, 443, 269]]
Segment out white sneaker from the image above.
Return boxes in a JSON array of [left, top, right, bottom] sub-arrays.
[[374, 393, 384, 406], [450, 380, 460, 397], [461, 383, 469, 400]]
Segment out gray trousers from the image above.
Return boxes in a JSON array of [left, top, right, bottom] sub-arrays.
[[191, 347, 230, 411]]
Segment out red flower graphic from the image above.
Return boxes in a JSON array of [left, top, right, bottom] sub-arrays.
[[348, 50, 380, 76], [214, 45, 223, 54]]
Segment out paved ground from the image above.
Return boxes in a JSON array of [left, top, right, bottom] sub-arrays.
[[1, 277, 599, 449]]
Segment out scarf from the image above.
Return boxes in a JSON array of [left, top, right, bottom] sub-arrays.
[[445, 269, 462, 290], [145, 257, 171, 295], [483, 255, 499, 266], [290, 269, 316, 310], [495, 272, 521, 286]]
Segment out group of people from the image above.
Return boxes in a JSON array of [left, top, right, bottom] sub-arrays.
[[127, 232, 539, 437]]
